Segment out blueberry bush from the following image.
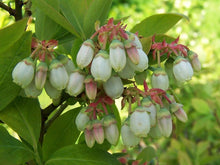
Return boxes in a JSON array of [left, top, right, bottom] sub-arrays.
[[0, 0, 213, 165]]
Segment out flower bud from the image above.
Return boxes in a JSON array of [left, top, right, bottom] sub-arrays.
[[57, 55, 75, 75], [35, 61, 48, 90], [149, 123, 162, 138], [121, 121, 140, 146], [12, 57, 35, 88], [92, 120, 104, 144], [85, 121, 95, 148], [44, 80, 62, 99], [130, 106, 151, 137], [188, 50, 201, 72], [124, 39, 139, 65], [151, 67, 169, 90], [173, 56, 193, 83], [170, 103, 188, 122], [91, 50, 112, 82], [103, 76, 124, 99], [49, 59, 69, 90], [24, 80, 42, 98], [128, 32, 143, 49], [118, 58, 136, 79], [109, 39, 126, 72], [76, 39, 95, 69], [75, 108, 90, 131], [129, 49, 148, 72], [157, 108, 172, 137], [141, 97, 157, 127], [66, 70, 85, 96], [103, 115, 119, 145], [84, 76, 97, 100]]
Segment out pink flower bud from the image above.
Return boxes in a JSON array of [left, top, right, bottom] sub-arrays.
[[127, 32, 143, 49], [75, 108, 90, 131], [66, 70, 85, 96], [84, 76, 97, 100], [170, 103, 188, 122], [124, 39, 139, 65], [157, 108, 172, 137], [12, 57, 35, 88], [76, 39, 95, 69], [118, 58, 136, 79], [151, 68, 169, 90], [121, 122, 140, 147], [92, 120, 104, 144], [35, 61, 48, 90], [91, 50, 112, 82], [188, 50, 201, 72], [24, 80, 42, 98], [103, 76, 124, 99], [141, 97, 157, 127], [49, 59, 69, 90], [85, 122, 95, 148], [103, 115, 119, 145], [109, 39, 126, 72], [130, 106, 151, 137], [128, 49, 148, 72], [44, 80, 62, 99], [173, 56, 193, 83]]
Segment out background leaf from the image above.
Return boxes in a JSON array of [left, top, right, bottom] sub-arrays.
[[42, 108, 81, 161], [45, 144, 120, 165], [191, 98, 210, 114], [0, 125, 34, 165], [137, 146, 157, 163], [0, 18, 27, 54], [0, 97, 41, 148], [131, 13, 188, 37], [0, 32, 32, 111]]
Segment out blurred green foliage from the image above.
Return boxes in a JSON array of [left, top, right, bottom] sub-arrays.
[[110, 0, 220, 164]]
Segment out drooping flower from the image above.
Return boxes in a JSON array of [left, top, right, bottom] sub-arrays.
[[91, 50, 112, 82], [49, 59, 69, 90], [85, 121, 95, 148], [12, 57, 35, 88], [66, 70, 85, 96], [173, 56, 193, 83], [24, 80, 42, 98], [129, 49, 148, 72], [157, 108, 172, 137], [92, 120, 104, 144], [84, 76, 97, 100], [103, 76, 124, 99], [188, 50, 201, 72], [151, 67, 169, 91], [118, 58, 136, 79], [124, 39, 139, 65], [170, 103, 188, 122], [130, 106, 151, 137], [76, 39, 95, 69], [109, 39, 126, 72], [44, 80, 62, 99], [57, 55, 75, 75], [75, 108, 90, 131]]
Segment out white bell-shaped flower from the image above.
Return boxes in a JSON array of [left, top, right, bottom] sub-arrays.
[[151, 67, 169, 91]]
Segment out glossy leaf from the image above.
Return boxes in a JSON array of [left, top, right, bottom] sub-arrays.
[[131, 13, 188, 37], [32, 0, 80, 38], [45, 144, 120, 165], [0, 97, 41, 148], [42, 108, 81, 161], [60, 0, 112, 39], [0, 18, 28, 54], [0, 126, 34, 165], [137, 146, 157, 163], [0, 32, 32, 111]]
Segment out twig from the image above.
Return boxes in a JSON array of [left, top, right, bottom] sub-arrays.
[[15, 0, 23, 21], [0, 2, 15, 16]]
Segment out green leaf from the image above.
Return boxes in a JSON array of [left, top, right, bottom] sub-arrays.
[[45, 144, 120, 165], [0, 18, 28, 54], [0, 32, 32, 111], [131, 13, 188, 37], [83, 0, 112, 37], [178, 151, 192, 165], [42, 108, 81, 161], [140, 36, 152, 55], [0, 126, 34, 165], [197, 141, 210, 156], [32, 0, 80, 38], [0, 97, 41, 148], [137, 146, 157, 163], [191, 98, 210, 114], [60, 0, 112, 39]]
